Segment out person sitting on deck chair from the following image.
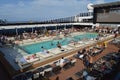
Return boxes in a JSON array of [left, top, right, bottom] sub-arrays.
[[76, 50, 84, 59]]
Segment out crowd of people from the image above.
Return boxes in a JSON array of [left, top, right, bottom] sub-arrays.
[[0, 26, 119, 46], [93, 26, 119, 34], [11, 29, 120, 80]]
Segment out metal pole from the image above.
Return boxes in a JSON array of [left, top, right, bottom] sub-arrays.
[[56, 24, 58, 36], [16, 28, 18, 35], [44, 26, 47, 34], [32, 27, 34, 33], [56, 24, 57, 30], [64, 24, 66, 30]]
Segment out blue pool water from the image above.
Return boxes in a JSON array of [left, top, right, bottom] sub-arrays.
[[20, 33, 98, 54]]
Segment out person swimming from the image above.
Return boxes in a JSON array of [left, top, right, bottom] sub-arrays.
[[51, 42, 54, 46], [57, 41, 61, 49]]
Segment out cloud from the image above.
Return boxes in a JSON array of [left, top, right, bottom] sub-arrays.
[[0, 0, 91, 21]]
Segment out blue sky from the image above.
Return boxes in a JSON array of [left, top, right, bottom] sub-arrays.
[[0, 0, 119, 21]]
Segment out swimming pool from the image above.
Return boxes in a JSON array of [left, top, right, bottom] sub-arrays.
[[20, 33, 98, 54]]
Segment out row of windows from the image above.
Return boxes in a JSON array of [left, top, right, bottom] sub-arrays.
[[96, 7, 120, 13]]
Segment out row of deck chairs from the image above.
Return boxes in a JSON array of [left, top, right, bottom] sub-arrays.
[[74, 46, 105, 60], [13, 59, 77, 80], [111, 38, 120, 45], [92, 52, 120, 79], [74, 51, 120, 80], [110, 38, 120, 48], [90, 46, 105, 57]]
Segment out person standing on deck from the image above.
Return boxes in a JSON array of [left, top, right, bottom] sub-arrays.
[[59, 57, 65, 67], [103, 41, 107, 48], [89, 55, 93, 71], [114, 32, 118, 40], [83, 54, 90, 69]]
